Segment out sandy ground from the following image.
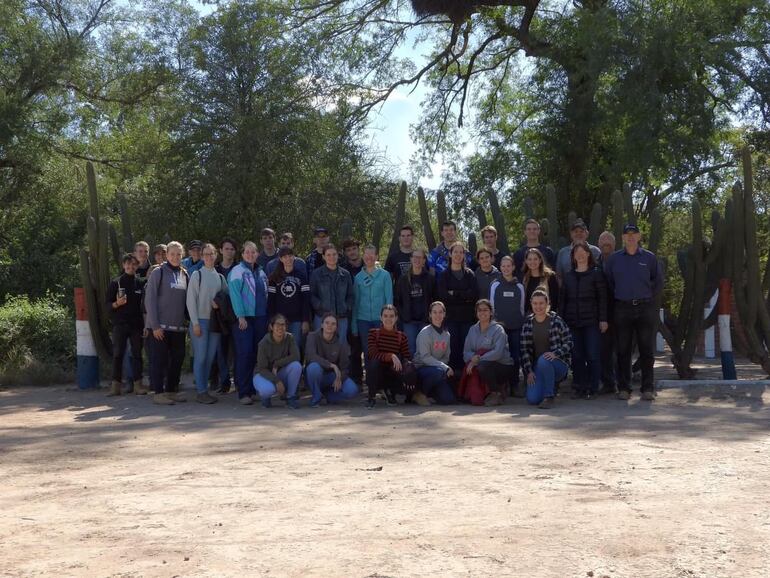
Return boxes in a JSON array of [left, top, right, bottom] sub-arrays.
[[1, 377, 769, 578]]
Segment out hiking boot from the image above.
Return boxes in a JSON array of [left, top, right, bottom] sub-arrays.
[[107, 380, 122, 397], [216, 383, 231, 394], [153, 393, 175, 405], [412, 391, 431, 407], [239, 396, 254, 406], [196, 392, 218, 404], [166, 391, 187, 403], [310, 398, 323, 408], [385, 391, 398, 406], [641, 390, 655, 401], [598, 384, 617, 395], [538, 396, 554, 409], [484, 392, 503, 407], [133, 381, 149, 395], [616, 390, 631, 401], [286, 397, 300, 410]]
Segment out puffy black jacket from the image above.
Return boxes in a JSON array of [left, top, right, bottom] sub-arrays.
[[395, 270, 436, 324], [437, 267, 479, 324], [558, 268, 608, 328]]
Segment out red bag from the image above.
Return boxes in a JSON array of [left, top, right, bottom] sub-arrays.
[[457, 365, 489, 406]]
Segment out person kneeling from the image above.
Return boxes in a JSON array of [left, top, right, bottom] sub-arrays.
[[252, 314, 302, 409], [365, 305, 412, 409], [413, 301, 456, 405], [460, 299, 515, 406], [305, 313, 360, 407]]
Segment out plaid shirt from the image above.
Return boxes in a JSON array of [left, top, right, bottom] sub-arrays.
[[520, 311, 572, 375]]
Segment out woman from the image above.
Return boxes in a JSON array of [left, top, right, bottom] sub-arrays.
[[186, 243, 228, 404], [305, 313, 360, 407], [436, 241, 479, 371], [268, 246, 311, 350], [214, 237, 238, 393], [395, 248, 435, 355], [228, 241, 269, 405], [144, 241, 189, 405], [522, 248, 559, 313], [352, 245, 393, 356], [474, 248, 500, 300], [558, 242, 608, 399], [462, 299, 515, 406], [310, 244, 354, 337], [520, 290, 572, 409], [365, 304, 412, 409], [489, 255, 526, 396], [413, 301, 456, 405], [253, 314, 302, 409]]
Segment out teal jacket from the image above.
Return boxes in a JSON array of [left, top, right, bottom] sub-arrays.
[[352, 265, 393, 333]]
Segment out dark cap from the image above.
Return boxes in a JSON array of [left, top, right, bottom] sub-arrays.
[[571, 218, 588, 231], [623, 223, 640, 233], [153, 244, 167, 254], [188, 239, 202, 249], [313, 227, 329, 236], [277, 246, 294, 258]]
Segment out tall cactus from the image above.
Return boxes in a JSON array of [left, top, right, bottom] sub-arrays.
[[468, 232, 478, 257], [475, 206, 487, 229], [523, 197, 535, 220], [612, 189, 624, 249], [388, 181, 407, 255], [545, 185, 559, 249], [588, 202, 602, 244], [436, 190, 448, 229], [622, 183, 636, 225], [417, 187, 437, 250], [372, 217, 383, 253], [486, 189, 510, 255], [340, 219, 353, 241]]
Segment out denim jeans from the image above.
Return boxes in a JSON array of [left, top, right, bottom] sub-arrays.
[[217, 332, 234, 387], [403, 321, 426, 356], [253, 361, 303, 400], [314, 315, 348, 341], [189, 319, 221, 394], [356, 320, 381, 357], [571, 324, 601, 395], [416, 366, 455, 404], [232, 316, 267, 399], [287, 321, 303, 355], [526, 356, 569, 405], [305, 362, 359, 404]]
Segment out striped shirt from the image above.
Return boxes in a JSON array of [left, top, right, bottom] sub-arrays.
[[367, 328, 411, 363]]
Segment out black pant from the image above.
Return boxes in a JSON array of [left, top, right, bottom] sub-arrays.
[[600, 323, 616, 389], [366, 359, 410, 399], [147, 330, 186, 394], [615, 302, 656, 392], [477, 361, 515, 393], [111, 324, 143, 382]]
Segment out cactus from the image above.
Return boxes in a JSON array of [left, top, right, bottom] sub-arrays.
[[416, 187, 437, 250], [523, 197, 535, 220], [468, 232, 478, 257], [540, 218, 551, 248], [340, 219, 353, 241], [388, 181, 407, 255], [622, 183, 636, 225], [372, 217, 383, 253], [588, 202, 602, 244], [486, 189, 510, 255], [436, 190, 448, 229], [648, 207, 662, 254], [567, 211, 577, 232], [475, 206, 487, 229], [545, 185, 558, 249], [612, 189, 624, 249]]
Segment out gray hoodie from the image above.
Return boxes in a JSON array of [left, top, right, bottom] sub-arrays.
[[413, 324, 451, 371], [144, 263, 188, 332], [463, 321, 513, 365]]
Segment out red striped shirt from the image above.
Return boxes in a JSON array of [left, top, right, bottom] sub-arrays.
[[367, 328, 411, 363]]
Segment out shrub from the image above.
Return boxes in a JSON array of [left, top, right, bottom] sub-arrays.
[[0, 295, 75, 386]]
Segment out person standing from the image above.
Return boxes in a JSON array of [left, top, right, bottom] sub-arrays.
[[474, 248, 501, 300], [428, 221, 474, 274], [490, 256, 526, 396], [257, 228, 278, 269], [603, 224, 664, 401], [522, 248, 559, 312], [513, 219, 557, 276], [267, 246, 311, 350], [520, 290, 572, 409], [266, 232, 307, 277], [151, 244, 167, 268], [437, 241, 479, 371], [340, 238, 364, 382], [106, 254, 148, 397], [216, 237, 239, 279], [413, 301, 456, 405], [310, 244, 354, 337], [304, 313, 360, 407], [252, 314, 303, 409], [555, 219, 600, 279], [182, 239, 204, 274], [213, 237, 238, 393], [134, 241, 152, 282], [480, 225, 508, 269], [352, 245, 393, 357], [186, 244, 227, 404], [597, 231, 618, 394], [306, 227, 331, 277], [144, 241, 189, 405], [395, 248, 435, 355], [228, 241, 269, 405], [558, 242, 608, 399], [385, 225, 415, 283], [341, 238, 364, 278]]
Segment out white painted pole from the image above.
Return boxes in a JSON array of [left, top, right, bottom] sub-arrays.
[[704, 290, 718, 358]]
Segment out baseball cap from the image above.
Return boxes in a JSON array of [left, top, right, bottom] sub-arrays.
[[189, 239, 202, 249], [571, 218, 588, 231], [623, 223, 640, 234], [313, 227, 329, 236]]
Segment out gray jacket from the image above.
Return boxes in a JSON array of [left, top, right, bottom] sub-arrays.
[[144, 263, 188, 332], [304, 330, 351, 382], [463, 321, 513, 365]]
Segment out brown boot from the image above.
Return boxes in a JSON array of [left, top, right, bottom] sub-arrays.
[[107, 380, 122, 397], [133, 380, 149, 395], [153, 393, 175, 405]]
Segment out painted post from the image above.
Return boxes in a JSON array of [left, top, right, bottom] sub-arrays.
[[704, 290, 718, 358], [718, 279, 736, 380], [75, 288, 100, 389]]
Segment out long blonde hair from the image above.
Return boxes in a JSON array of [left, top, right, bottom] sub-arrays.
[[522, 247, 554, 286]]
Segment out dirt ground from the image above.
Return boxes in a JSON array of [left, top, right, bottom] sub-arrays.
[[1, 374, 769, 578]]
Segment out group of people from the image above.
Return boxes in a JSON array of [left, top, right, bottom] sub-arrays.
[[105, 217, 663, 410]]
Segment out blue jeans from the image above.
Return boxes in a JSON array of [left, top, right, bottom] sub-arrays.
[[217, 332, 234, 387], [287, 321, 303, 355], [314, 316, 348, 341], [232, 316, 267, 399], [403, 321, 425, 356], [305, 362, 359, 404], [253, 361, 303, 400], [416, 366, 455, 404], [446, 321, 472, 371], [189, 319, 221, 394], [571, 324, 601, 394], [526, 356, 569, 405], [356, 320, 381, 357]]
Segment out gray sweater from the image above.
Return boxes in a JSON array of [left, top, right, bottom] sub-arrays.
[[463, 321, 513, 365], [475, 266, 501, 300], [304, 330, 351, 382], [144, 263, 188, 332], [186, 267, 227, 325], [413, 324, 451, 371], [256, 333, 300, 383]]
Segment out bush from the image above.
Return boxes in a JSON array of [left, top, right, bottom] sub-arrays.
[[0, 295, 75, 386]]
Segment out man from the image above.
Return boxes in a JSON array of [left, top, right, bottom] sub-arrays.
[[597, 231, 617, 394], [480, 225, 508, 269], [151, 244, 167, 268], [555, 219, 601, 278], [604, 224, 663, 401], [181, 239, 204, 273], [256, 228, 278, 269], [513, 219, 556, 276], [266, 232, 307, 276], [340, 238, 364, 382], [384, 225, 415, 282], [341, 238, 364, 278], [216, 237, 239, 280], [306, 227, 331, 277], [134, 241, 151, 281], [105, 254, 148, 397], [427, 220, 474, 274]]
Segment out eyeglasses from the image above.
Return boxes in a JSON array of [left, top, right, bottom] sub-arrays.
[[202, 252, 216, 257]]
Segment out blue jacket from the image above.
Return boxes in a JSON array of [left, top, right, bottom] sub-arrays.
[[352, 266, 393, 333], [310, 265, 354, 319], [228, 262, 268, 318]]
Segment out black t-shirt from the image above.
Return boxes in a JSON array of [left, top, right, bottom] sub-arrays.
[[385, 250, 413, 282], [408, 275, 428, 322], [216, 261, 237, 280]]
